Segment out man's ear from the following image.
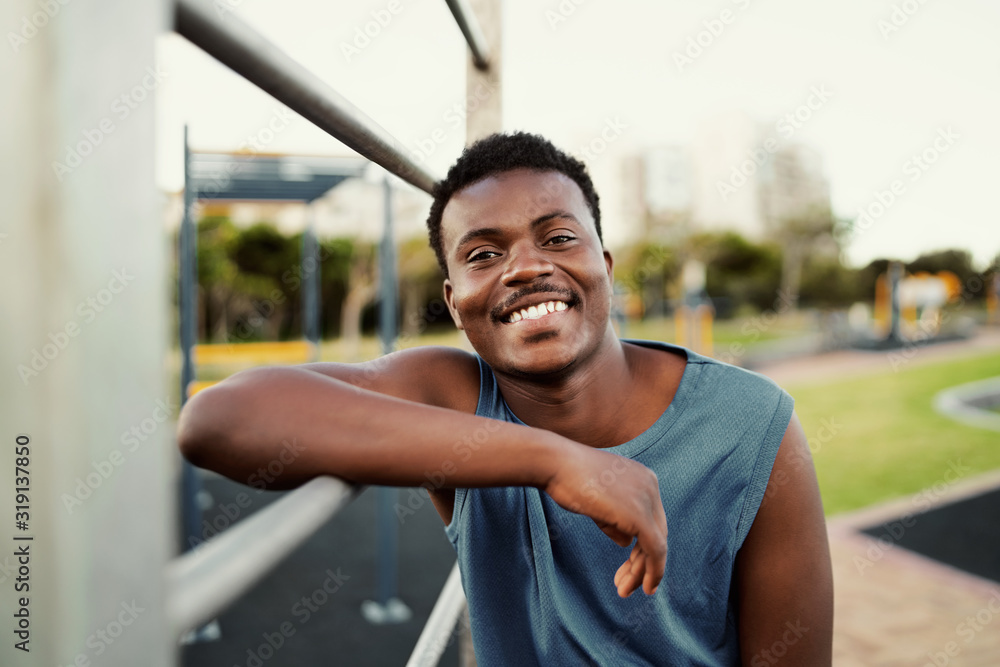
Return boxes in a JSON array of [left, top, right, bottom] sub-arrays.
[[443, 279, 464, 330], [603, 248, 614, 281]]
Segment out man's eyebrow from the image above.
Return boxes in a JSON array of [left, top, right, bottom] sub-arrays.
[[453, 210, 581, 255], [530, 210, 579, 230], [454, 226, 504, 254]]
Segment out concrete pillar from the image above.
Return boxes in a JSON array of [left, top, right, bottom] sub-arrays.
[[465, 0, 502, 145], [0, 1, 174, 665]]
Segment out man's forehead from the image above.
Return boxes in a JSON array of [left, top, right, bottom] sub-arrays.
[[441, 169, 591, 239]]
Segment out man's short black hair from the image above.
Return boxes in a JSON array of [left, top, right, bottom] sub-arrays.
[[426, 131, 602, 276]]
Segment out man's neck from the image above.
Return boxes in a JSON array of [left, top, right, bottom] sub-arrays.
[[492, 330, 684, 449]]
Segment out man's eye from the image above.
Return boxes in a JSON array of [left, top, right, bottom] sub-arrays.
[[546, 235, 575, 245], [469, 250, 500, 262]]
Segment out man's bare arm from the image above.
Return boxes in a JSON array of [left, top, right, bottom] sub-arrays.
[[735, 412, 834, 666], [176, 346, 667, 597]]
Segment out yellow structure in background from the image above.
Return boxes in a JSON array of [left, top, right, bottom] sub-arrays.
[[674, 260, 714, 356], [187, 340, 318, 396], [988, 273, 1000, 325], [675, 304, 714, 356], [873, 267, 961, 340], [194, 340, 317, 365]]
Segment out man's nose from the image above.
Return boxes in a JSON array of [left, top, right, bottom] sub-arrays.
[[500, 244, 554, 285]]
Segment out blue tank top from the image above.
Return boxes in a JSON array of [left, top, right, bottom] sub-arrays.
[[444, 340, 794, 666]]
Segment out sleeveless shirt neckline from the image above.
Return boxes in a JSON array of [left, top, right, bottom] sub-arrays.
[[477, 338, 705, 460]]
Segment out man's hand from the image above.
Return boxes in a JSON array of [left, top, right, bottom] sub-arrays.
[[543, 447, 668, 598]]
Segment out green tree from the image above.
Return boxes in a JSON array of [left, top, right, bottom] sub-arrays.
[[613, 241, 678, 318], [798, 258, 865, 308], [772, 204, 841, 309], [317, 237, 356, 338], [195, 216, 241, 343], [687, 231, 783, 315], [228, 223, 299, 340], [398, 237, 446, 338]]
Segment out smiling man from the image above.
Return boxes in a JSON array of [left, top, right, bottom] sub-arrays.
[[178, 132, 833, 665]]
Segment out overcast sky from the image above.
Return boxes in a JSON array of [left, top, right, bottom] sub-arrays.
[[157, 0, 1000, 269]]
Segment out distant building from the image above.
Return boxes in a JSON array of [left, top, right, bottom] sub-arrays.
[[757, 143, 830, 234], [690, 111, 764, 238], [625, 111, 831, 244]]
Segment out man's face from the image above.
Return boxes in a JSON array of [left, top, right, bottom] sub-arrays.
[[441, 168, 614, 378]]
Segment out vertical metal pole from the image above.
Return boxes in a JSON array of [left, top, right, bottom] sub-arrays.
[[378, 175, 397, 376], [178, 128, 219, 643], [181, 126, 196, 407], [0, 0, 173, 664], [362, 175, 411, 625], [179, 127, 204, 559], [888, 260, 903, 344], [302, 205, 320, 359], [377, 174, 398, 603]]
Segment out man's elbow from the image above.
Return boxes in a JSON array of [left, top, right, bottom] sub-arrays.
[[177, 389, 219, 468], [176, 375, 250, 468]]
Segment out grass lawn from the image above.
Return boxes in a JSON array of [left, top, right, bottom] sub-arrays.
[[785, 349, 1000, 516], [620, 312, 812, 347]]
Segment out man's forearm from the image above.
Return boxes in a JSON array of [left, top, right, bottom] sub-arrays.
[[177, 365, 567, 491]]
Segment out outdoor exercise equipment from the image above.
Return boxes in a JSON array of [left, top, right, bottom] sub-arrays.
[[673, 259, 714, 356]]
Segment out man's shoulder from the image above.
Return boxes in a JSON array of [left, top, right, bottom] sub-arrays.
[[624, 338, 789, 403], [687, 354, 794, 433], [694, 354, 787, 395], [369, 345, 482, 413]]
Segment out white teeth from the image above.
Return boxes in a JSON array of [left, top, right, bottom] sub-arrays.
[[507, 301, 569, 323]]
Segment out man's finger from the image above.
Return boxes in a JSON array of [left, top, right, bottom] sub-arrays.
[[635, 518, 666, 595], [639, 537, 666, 595], [616, 549, 647, 597]]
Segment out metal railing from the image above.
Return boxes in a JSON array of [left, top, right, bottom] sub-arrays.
[[167, 0, 489, 662], [445, 0, 492, 71], [167, 477, 359, 636], [174, 0, 438, 194], [406, 563, 467, 667]]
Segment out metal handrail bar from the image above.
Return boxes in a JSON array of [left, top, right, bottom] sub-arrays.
[[166, 476, 360, 637], [444, 0, 491, 71], [405, 563, 467, 667], [174, 0, 438, 194]]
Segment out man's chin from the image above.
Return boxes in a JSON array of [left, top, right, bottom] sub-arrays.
[[492, 346, 579, 381]]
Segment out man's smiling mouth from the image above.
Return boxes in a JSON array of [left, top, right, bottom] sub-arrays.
[[504, 300, 569, 323]]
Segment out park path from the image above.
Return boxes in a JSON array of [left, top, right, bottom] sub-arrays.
[[753, 330, 1000, 666], [751, 329, 1000, 388], [824, 472, 1000, 666]]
